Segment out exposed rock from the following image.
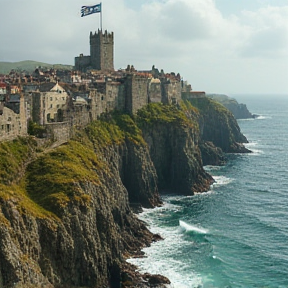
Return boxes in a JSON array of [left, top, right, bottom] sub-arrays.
[[199, 141, 226, 166], [187, 97, 251, 153], [137, 103, 213, 195], [207, 94, 256, 119], [0, 101, 251, 287]]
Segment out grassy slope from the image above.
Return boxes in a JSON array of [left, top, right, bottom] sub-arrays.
[[0, 60, 73, 74], [0, 104, 200, 221]]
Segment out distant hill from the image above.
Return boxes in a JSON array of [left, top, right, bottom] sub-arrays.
[[207, 94, 256, 119], [0, 60, 73, 74]]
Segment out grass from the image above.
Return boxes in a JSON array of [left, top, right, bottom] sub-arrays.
[[0, 137, 37, 184], [186, 96, 230, 115], [25, 140, 101, 215], [136, 102, 199, 130], [0, 103, 202, 221], [0, 60, 73, 74]]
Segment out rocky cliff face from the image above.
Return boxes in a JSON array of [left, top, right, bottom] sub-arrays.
[[207, 94, 256, 119], [0, 126, 163, 288], [136, 103, 213, 194], [187, 97, 250, 154], [0, 101, 249, 287]]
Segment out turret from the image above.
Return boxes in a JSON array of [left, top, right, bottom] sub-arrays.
[[90, 29, 114, 71]]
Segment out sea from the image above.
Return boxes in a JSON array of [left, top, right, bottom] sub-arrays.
[[128, 95, 288, 288]]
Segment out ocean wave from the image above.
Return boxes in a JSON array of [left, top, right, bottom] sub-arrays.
[[211, 176, 233, 187], [204, 165, 223, 172], [179, 220, 208, 234], [255, 115, 272, 120]]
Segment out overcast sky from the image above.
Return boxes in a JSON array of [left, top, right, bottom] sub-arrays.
[[1, 0, 288, 94]]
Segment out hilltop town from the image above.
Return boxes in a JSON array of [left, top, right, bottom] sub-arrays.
[[0, 29, 205, 143]]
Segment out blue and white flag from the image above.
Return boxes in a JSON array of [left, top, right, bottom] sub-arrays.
[[81, 3, 101, 17]]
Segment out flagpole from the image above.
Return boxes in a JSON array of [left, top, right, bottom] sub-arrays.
[[100, 2, 102, 31]]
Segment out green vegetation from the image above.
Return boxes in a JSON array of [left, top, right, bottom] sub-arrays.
[[0, 103, 201, 220], [87, 112, 145, 146], [26, 140, 102, 215], [0, 137, 37, 184], [84, 120, 125, 147], [110, 112, 145, 145], [136, 102, 199, 130], [207, 94, 238, 106], [28, 120, 47, 138], [187, 96, 230, 115], [0, 60, 73, 74]]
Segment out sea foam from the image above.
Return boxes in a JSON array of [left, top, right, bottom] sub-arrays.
[[179, 220, 208, 234]]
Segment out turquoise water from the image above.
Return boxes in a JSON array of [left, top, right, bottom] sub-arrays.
[[128, 95, 288, 288]]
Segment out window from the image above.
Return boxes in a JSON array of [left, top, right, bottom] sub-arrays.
[[50, 104, 53, 108], [50, 97, 53, 101], [57, 104, 60, 108]]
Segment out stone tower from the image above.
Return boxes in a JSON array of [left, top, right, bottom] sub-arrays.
[[90, 29, 114, 71]]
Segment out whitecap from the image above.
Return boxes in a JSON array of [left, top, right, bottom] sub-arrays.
[[179, 220, 208, 234], [204, 165, 223, 172], [255, 115, 272, 120], [211, 175, 233, 187]]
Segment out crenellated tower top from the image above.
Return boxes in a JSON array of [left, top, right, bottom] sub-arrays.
[[90, 29, 114, 71]]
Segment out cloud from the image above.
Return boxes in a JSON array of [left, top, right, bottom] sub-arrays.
[[239, 6, 288, 58], [0, 0, 287, 93]]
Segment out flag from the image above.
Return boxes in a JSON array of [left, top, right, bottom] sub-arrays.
[[81, 3, 101, 17]]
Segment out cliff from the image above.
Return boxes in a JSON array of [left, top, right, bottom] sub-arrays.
[[207, 94, 256, 119], [0, 101, 249, 287], [136, 103, 213, 194], [186, 97, 250, 155]]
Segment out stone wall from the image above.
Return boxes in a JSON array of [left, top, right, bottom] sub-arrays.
[[75, 55, 91, 72], [182, 91, 206, 100], [0, 95, 27, 141], [125, 74, 149, 114], [162, 79, 182, 104], [90, 30, 114, 71], [45, 121, 72, 144], [32, 88, 69, 125], [148, 79, 162, 103]]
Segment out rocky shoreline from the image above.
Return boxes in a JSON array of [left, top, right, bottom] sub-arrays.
[[0, 99, 250, 288]]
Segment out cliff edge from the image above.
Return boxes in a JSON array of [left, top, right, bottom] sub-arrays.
[[0, 101, 249, 287]]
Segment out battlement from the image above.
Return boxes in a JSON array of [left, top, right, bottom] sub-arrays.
[[90, 29, 114, 45], [90, 29, 114, 71]]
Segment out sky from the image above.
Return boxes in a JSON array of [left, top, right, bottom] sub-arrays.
[[0, 0, 288, 94]]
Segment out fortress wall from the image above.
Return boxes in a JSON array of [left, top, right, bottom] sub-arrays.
[[182, 91, 206, 100], [68, 105, 91, 128], [0, 96, 27, 141], [148, 81, 162, 103], [75, 55, 91, 72], [45, 121, 71, 144], [166, 80, 182, 104], [126, 75, 149, 114], [106, 82, 122, 112]]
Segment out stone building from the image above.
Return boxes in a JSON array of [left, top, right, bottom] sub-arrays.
[[0, 83, 6, 95], [125, 73, 150, 115], [148, 78, 162, 103], [75, 30, 114, 72], [0, 94, 27, 141], [32, 82, 69, 125]]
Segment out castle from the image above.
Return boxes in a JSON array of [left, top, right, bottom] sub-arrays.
[[75, 30, 114, 72], [0, 30, 205, 144]]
